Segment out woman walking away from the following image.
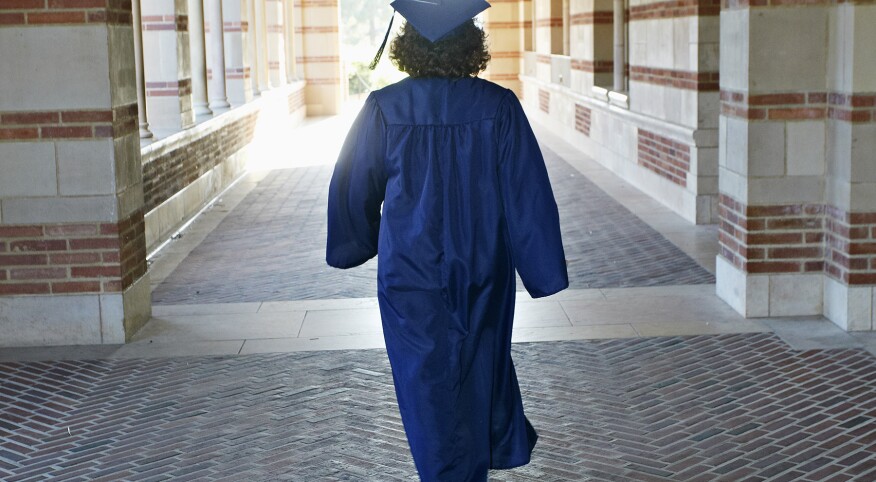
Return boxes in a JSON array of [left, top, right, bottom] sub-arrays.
[[326, 1, 569, 480]]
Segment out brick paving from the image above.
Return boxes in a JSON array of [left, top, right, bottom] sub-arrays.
[[152, 147, 713, 304], [2, 333, 875, 481]]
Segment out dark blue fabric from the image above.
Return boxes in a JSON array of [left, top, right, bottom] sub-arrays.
[[327, 77, 568, 481]]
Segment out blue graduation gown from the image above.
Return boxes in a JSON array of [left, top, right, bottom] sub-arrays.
[[327, 77, 568, 481]]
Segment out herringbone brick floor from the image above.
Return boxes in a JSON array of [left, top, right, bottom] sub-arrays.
[[151, 147, 713, 304], [2, 333, 874, 481]]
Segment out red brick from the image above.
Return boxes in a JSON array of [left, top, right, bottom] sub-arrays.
[[48, 0, 107, 8], [0, 226, 44, 237], [0, 283, 50, 295], [849, 243, 876, 255], [0, 13, 26, 24], [1, 112, 59, 125], [748, 233, 804, 245], [49, 252, 101, 264], [849, 212, 876, 224], [100, 223, 120, 235], [0, 270, 5, 281], [51, 281, 101, 294], [747, 261, 802, 274], [10, 268, 67, 280], [102, 280, 122, 292], [766, 218, 822, 230], [0, 127, 39, 140], [0, 242, 6, 252], [0, 0, 45, 8], [747, 205, 802, 217], [804, 261, 825, 272], [768, 247, 822, 259], [767, 108, 825, 120], [44, 224, 98, 237], [0, 254, 47, 265], [848, 273, 876, 285], [101, 252, 120, 263], [40, 125, 93, 138], [71, 266, 121, 278], [9, 240, 67, 252], [60, 110, 113, 123], [69, 238, 119, 250], [806, 233, 825, 243], [749, 93, 806, 106], [26, 11, 88, 24]]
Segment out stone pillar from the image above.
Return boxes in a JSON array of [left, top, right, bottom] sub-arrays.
[[300, 0, 342, 115], [246, 0, 261, 96], [534, 0, 553, 82], [822, 2, 876, 330], [284, 0, 298, 81], [0, 3, 150, 346], [254, 0, 271, 92], [133, 0, 154, 139], [188, 0, 213, 119], [205, 0, 232, 111], [483, 1, 525, 95], [222, 0, 254, 106], [569, 0, 613, 93], [612, 0, 624, 91], [142, 0, 195, 135], [717, 1, 833, 320], [266, 0, 288, 87]]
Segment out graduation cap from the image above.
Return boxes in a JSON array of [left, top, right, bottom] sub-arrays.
[[369, 0, 491, 69]]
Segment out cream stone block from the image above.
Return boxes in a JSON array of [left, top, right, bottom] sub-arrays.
[[57, 140, 117, 196], [107, 25, 138, 108], [748, 122, 785, 177], [850, 182, 876, 212], [718, 167, 749, 207], [719, 9, 749, 91], [0, 26, 111, 111], [824, 276, 873, 331], [698, 14, 720, 44], [852, 5, 876, 91], [786, 121, 826, 177], [826, 6, 849, 92], [721, 116, 748, 175], [302, 5, 338, 26], [716, 255, 769, 317], [748, 176, 824, 205], [0, 295, 102, 347], [826, 119, 852, 180], [0, 143, 57, 197], [698, 42, 720, 73], [769, 274, 823, 317], [114, 134, 142, 192], [676, 88, 699, 128], [695, 146, 719, 177], [851, 124, 876, 182], [825, 176, 851, 212], [749, 7, 827, 92], [673, 17, 691, 71], [698, 91, 720, 129], [2, 195, 117, 224]]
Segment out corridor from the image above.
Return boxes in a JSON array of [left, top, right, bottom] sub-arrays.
[[2, 111, 876, 481]]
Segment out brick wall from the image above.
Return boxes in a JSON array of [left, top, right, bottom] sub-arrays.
[[0, 104, 138, 141], [825, 208, 876, 285], [575, 104, 591, 137], [0, 210, 145, 296], [142, 112, 258, 212], [0, 0, 133, 26], [637, 129, 690, 187], [539, 89, 550, 113]]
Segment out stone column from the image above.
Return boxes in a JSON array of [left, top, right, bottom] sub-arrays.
[[222, 0, 254, 106], [254, 0, 271, 92], [612, 0, 624, 91], [188, 0, 213, 119], [300, 0, 343, 115], [717, 1, 830, 319], [284, 0, 298, 81], [142, 0, 195, 135], [132, 0, 154, 138], [568, 0, 613, 93], [266, 0, 288, 87], [246, 0, 261, 96], [205, 0, 232, 111], [483, 1, 525, 95], [0, 2, 150, 346]]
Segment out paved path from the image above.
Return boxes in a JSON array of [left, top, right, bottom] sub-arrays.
[[2, 333, 875, 481]]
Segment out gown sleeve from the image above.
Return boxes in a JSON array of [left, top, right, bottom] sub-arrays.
[[326, 94, 387, 269], [496, 91, 569, 298]]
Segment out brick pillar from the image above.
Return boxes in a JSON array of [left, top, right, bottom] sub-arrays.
[[716, 0, 876, 330], [822, 2, 876, 330], [569, 0, 612, 93], [266, 0, 288, 87], [223, 0, 254, 106], [0, 2, 150, 346], [300, 0, 342, 115], [483, 1, 524, 95], [142, 0, 195, 135]]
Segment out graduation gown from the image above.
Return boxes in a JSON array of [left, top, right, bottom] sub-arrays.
[[326, 77, 568, 481]]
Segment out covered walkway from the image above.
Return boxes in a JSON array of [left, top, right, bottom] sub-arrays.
[[2, 113, 876, 480]]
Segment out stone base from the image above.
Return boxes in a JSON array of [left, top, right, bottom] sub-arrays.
[[824, 277, 875, 331], [520, 76, 718, 225], [716, 256, 824, 318], [0, 274, 151, 347]]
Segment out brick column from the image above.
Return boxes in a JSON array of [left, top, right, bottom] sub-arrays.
[[717, 0, 876, 330], [266, 0, 288, 87], [0, 2, 150, 346], [822, 1, 876, 330], [222, 0, 254, 106], [569, 0, 613, 93], [142, 0, 195, 135], [299, 0, 342, 115], [483, 0, 524, 95]]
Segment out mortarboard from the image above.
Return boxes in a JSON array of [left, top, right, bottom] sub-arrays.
[[369, 0, 491, 69]]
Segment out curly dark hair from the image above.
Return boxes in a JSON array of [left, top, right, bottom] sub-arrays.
[[389, 20, 490, 78]]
